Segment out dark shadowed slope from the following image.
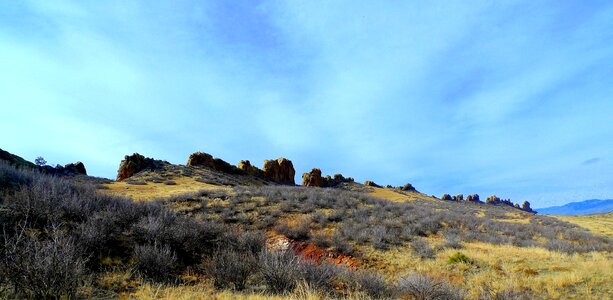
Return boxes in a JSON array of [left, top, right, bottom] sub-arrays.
[[537, 199, 613, 215]]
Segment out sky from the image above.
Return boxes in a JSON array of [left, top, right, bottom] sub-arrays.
[[1, 1, 612, 207]]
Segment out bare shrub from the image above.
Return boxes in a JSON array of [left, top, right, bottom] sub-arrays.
[[331, 232, 354, 255], [300, 260, 341, 292], [204, 249, 256, 290], [2, 230, 88, 299], [398, 273, 462, 300], [275, 218, 311, 240], [257, 249, 302, 294], [444, 232, 463, 249], [133, 243, 177, 281], [411, 238, 435, 259], [311, 232, 331, 248], [346, 270, 395, 299]]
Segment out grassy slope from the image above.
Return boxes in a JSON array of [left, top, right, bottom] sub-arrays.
[[554, 213, 613, 237], [104, 176, 226, 201], [101, 176, 613, 299]]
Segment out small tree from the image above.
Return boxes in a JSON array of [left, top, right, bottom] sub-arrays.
[[441, 194, 452, 201], [34, 156, 47, 166]]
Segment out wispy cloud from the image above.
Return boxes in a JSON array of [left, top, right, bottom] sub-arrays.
[[1, 0, 612, 206]]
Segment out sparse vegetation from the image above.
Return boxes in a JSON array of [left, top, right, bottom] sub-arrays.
[[447, 252, 473, 264], [1, 160, 612, 299]]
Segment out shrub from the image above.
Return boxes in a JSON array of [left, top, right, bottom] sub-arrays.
[[443, 233, 463, 249], [347, 270, 394, 299], [448, 252, 472, 264], [311, 232, 331, 248], [257, 249, 302, 294], [398, 273, 462, 300], [411, 238, 435, 259], [300, 260, 341, 292], [1, 231, 88, 299], [274, 218, 311, 240], [331, 232, 354, 255], [204, 249, 256, 290], [133, 243, 177, 281]]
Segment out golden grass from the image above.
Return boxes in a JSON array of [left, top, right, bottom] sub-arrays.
[[101, 176, 226, 201], [492, 212, 532, 224], [122, 282, 336, 300], [359, 238, 613, 299], [554, 213, 613, 237], [368, 187, 434, 203]]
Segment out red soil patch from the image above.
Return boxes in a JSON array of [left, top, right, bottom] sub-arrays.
[[267, 234, 359, 269]]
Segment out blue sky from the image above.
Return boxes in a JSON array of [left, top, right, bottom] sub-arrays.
[[1, 1, 612, 207]]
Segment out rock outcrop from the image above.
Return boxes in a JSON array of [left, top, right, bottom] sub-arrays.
[[263, 158, 295, 185], [64, 162, 87, 175], [399, 183, 416, 191], [238, 160, 262, 176], [187, 152, 242, 174], [364, 180, 381, 188], [323, 174, 354, 187], [302, 168, 323, 187], [117, 153, 166, 181], [187, 152, 215, 167]]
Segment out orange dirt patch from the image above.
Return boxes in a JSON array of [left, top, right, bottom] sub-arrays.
[[267, 235, 359, 269]]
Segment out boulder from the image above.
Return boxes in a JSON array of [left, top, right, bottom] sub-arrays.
[[466, 194, 480, 203], [238, 160, 262, 176], [117, 153, 163, 181], [399, 183, 416, 191], [302, 168, 323, 187], [364, 180, 381, 188], [187, 152, 242, 174], [521, 201, 534, 212], [322, 173, 354, 187], [187, 152, 215, 168], [263, 158, 295, 185], [64, 161, 87, 175]]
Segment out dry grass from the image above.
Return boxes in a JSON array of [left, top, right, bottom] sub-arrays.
[[359, 237, 613, 299], [102, 176, 226, 201], [368, 187, 434, 202], [123, 282, 337, 300], [554, 213, 613, 237]]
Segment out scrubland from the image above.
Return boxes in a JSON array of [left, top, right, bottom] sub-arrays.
[[1, 161, 612, 299]]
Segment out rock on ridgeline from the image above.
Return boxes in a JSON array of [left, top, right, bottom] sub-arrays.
[[302, 168, 323, 187], [187, 152, 242, 174], [364, 180, 381, 188], [64, 161, 87, 175], [263, 158, 295, 185], [117, 153, 165, 181], [238, 160, 262, 176]]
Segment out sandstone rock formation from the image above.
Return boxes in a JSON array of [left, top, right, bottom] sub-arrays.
[[399, 183, 416, 191], [64, 162, 87, 175], [238, 160, 262, 176], [322, 173, 354, 187], [302, 168, 323, 187], [263, 158, 295, 185], [364, 180, 381, 188], [187, 152, 242, 174], [187, 152, 215, 167], [117, 153, 165, 181]]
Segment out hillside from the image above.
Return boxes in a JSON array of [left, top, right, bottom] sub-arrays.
[[1, 149, 612, 299], [537, 199, 613, 216]]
